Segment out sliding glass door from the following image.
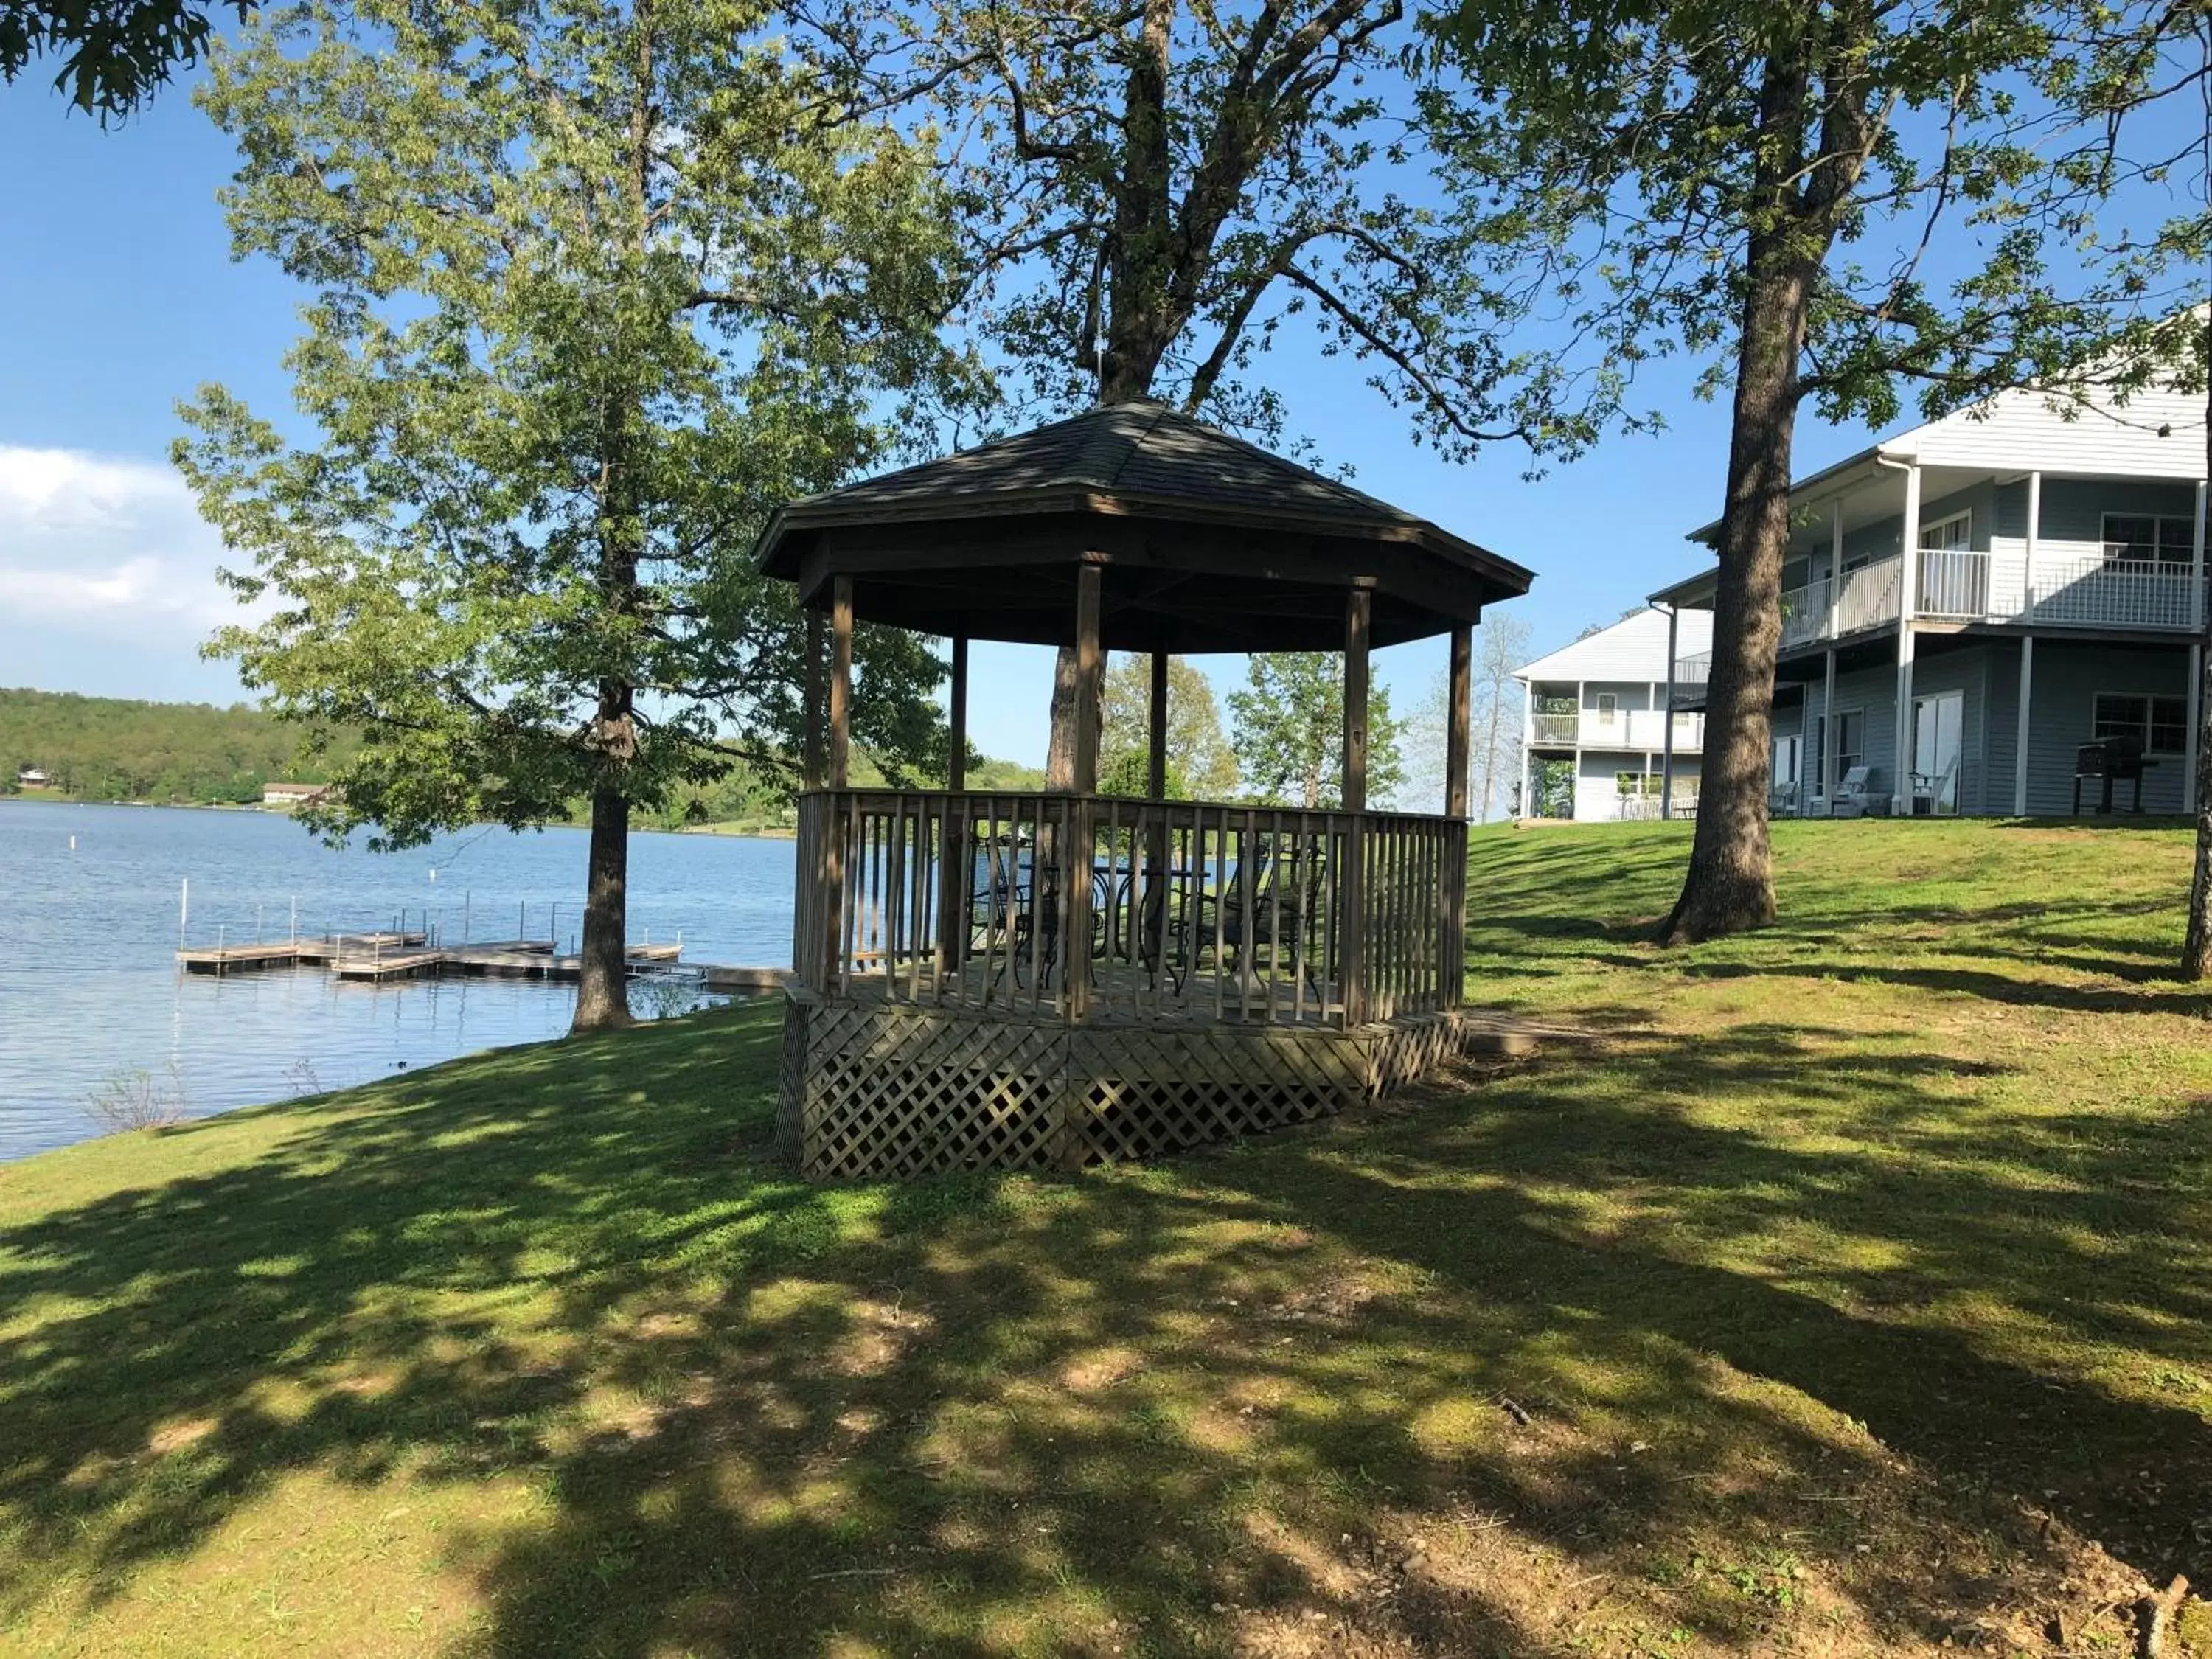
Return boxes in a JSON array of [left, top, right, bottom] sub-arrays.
[[1910, 691, 1964, 815]]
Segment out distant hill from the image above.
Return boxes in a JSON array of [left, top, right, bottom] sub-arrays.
[[1, 686, 1046, 817], [0, 688, 348, 806]]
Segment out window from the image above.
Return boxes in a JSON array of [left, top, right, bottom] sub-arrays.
[[2093, 692, 2190, 754], [1919, 510, 1972, 552], [1819, 709, 1865, 785], [1596, 692, 1618, 724], [2101, 514, 2196, 571]]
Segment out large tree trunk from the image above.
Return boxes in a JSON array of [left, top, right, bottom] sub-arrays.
[[2182, 341, 2212, 977], [571, 10, 652, 1036], [1658, 53, 1814, 945], [574, 777, 636, 1031]]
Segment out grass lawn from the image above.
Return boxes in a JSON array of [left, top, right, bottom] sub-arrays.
[[3, 817, 2210, 1658]]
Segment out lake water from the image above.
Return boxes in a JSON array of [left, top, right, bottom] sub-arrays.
[[0, 800, 796, 1162]]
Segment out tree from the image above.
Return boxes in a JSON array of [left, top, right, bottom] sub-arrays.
[[1, 0, 249, 119], [2055, 14, 2212, 973], [1470, 614, 1531, 824], [1425, 0, 2163, 942], [175, 0, 963, 1029], [801, 0, 1536, 782], [1228, 653, 1401, 809], [1100, 654, 1237, 799]]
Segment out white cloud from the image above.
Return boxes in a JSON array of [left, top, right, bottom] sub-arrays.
[[0, 444, 251, 699]]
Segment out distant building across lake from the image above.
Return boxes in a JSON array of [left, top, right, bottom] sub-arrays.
[[15, 765, 49, 789], [262, 782, 331, 809]]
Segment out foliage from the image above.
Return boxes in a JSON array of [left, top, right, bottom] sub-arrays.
[[806, 0, 1531, 451], [2, 821, 2208, 1654], [1099, 653, 1237, 799], [0, 0, 248, 120], [1402, 616, 1528, 818], [80, 1060, 189, 1135], [1228, 652, 1401, 808], [0, 686, 354, 804], [1422, 0, 2193, 939], [173, 0, 972, 1023]]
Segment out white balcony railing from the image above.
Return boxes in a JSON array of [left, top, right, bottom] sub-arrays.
[[1531, 709, 1703, 749], [1767, 540, 2202, 649]]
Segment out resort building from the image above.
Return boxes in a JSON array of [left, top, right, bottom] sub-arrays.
[[1512, 607, 1711, 820], [261, 782, 329, 809], [1653, 374, 2208, 818]]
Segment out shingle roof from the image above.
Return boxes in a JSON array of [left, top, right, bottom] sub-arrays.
[[754, 399, 1533, 653], [776, 399, 1448, 537]]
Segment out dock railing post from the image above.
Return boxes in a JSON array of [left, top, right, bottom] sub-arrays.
[[178, 878, 189, 950]]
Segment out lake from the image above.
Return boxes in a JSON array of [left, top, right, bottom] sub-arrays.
[[0, 800, 796, 1162]]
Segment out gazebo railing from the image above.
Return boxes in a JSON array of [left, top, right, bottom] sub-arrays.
[[792, 788, 1467, 1029]]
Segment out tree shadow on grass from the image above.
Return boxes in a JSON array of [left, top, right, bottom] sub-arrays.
[[4, 1004, 2205, 1656]]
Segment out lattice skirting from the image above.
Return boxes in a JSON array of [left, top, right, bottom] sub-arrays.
[[778, 991, 1475, 1180]]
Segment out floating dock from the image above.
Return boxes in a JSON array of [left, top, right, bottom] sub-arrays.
[[177, 931, 426, 974], [179, 928, 789, 998]]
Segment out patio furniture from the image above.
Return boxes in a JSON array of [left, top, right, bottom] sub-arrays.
[[1166, 835, 1326, 1005], [1910, 756, 1960, 816], [1823, 765, 1880, 818], [2073, 737, 2154, 814]]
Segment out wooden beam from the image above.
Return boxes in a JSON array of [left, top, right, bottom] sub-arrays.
[[1073, 563, 1103, 794], [1445, 623, 1472, 820], [1341, 584, 1373, 1026], [1343, 585, 1372, 813], [830, 575, 853, 790], [804, 608, 824, 790], [1068, 563, 1105, 1026], [949, 633, 969, 792], [1148, 650, 1169, 799]]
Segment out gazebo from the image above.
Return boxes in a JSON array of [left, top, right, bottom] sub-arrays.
[[758, 399, 1534, 1180]]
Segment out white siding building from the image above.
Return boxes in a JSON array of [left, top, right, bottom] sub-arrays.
[[1652, 374, 2209, 818], [1513, 608, 1712, 820]]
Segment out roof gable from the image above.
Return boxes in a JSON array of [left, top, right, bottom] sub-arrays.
[[1514, 607, 1712, 682]]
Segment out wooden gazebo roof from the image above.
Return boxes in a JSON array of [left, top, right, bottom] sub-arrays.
[[755, 400, 1532, 653]]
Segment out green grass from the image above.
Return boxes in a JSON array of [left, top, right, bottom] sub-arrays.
[[4, 817, 2210, 1657]]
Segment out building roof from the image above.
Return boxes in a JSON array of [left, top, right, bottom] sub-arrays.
[[754, 400, 1534, 653], [1514, 606, 1713, 684]]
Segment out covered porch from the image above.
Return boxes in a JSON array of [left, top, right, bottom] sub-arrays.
[[759, 400, 1533, 1179]]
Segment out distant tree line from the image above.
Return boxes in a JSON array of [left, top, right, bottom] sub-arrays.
[[0, 686, 355, 804]]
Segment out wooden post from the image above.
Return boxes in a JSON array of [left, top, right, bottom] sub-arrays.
[[949, 633, 970, 792], [945, 633, 971, 974], [1341, 585, 1372, 1025], [804, 608, 824, 790], [1445, 624, 1471, 818], [830, 575, 853, 790], [1068, 563, 1104, 1023], [1147, 650, 1169, 799], [1444, 621, 1471, 1009]]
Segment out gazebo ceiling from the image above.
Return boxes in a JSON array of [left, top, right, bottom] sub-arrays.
[[754, 400, 1534, 653]]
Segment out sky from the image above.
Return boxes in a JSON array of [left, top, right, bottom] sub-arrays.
[[0, 68, 1931, 770]]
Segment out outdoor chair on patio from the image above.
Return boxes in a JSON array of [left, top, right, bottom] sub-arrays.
[[1910, 756, 1959, 816], [1822, 765, 1880, 818], [1164, 835, 1326, 1004]]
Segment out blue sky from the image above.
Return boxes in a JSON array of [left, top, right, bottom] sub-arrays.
[[0, 70, 1927, 768]]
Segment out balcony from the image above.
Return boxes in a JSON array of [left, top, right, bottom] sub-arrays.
[[1529, 708, 1703, 749], [1773, 543, 2206, 650]]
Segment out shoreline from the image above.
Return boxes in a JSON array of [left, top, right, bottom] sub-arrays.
[[1, 795, 797, 840]]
